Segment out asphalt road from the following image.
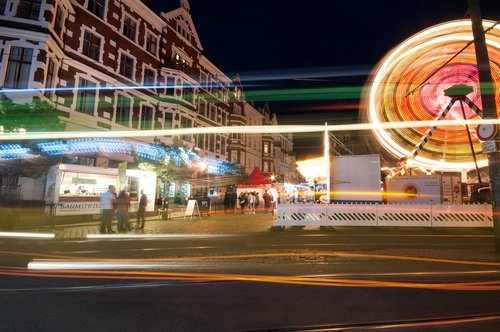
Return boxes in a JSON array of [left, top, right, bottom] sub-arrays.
[[1, 229, 500, 331]]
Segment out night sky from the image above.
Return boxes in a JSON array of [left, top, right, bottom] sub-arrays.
[[149, 0, 500, 158]]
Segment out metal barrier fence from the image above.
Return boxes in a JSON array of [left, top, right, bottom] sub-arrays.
[[276, 203, 493, 227]]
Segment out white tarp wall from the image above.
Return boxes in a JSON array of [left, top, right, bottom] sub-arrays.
[[331, 154, 382, 202], [276, 203, 493, 227]]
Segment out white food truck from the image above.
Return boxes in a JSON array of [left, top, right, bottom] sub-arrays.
[[44, 164, 156, 217]]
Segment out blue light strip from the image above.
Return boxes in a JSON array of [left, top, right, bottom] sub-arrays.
[[1, 139, 240, 175], [0, 144, 34, 160]]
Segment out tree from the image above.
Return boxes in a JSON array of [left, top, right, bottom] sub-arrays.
[[132, 139, 197, 198], [0, 97, 65, 133], [0, 97, 65, 179]]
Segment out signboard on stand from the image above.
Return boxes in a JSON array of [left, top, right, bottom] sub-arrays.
[[184, 199, 201, 220]]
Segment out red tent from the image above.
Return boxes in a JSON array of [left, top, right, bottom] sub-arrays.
[[243, 167, 271, 186]]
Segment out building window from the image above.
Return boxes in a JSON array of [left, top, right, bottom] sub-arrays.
[[182, 85, 194, 103], [180, 117, 192, 142], [209, 133, 215, 152], [164, 112, 173, 129], [198, 99, 206, 117], [165, 76, 175, 96], [263, 161, 269, 173], [209, 104, 216, 122], [116, 95, 130, 126], [123, 15, 137, 41], [4, 47, 33, 89], [16, 0, 41, 20], [143, 68, 155, 87], [231, 150, 238, 163], [119, 53, 134, 79], [0, 0, 6, 15], [221, 138, 226, 156], [76, 78, 96, 115], [53, 6, 64, 36], [197, 133, 205, 149], [82, 31, 101, 61], [263, 142, 269, 154], [140, 105, 153, 130], [87, 0, 105, 19], [145, 32, 158, 55], [44, 59, 56, 98]]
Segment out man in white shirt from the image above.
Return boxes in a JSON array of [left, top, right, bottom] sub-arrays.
[[100, 185, 116, 234]]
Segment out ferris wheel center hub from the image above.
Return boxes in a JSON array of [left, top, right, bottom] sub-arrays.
[[444, 84, 474, 97]]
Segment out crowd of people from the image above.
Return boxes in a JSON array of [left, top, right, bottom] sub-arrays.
[[237, 190, 274, 214], [99, 185, 148, 234]]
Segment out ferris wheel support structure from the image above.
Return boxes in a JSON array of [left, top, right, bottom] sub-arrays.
[[468, 0, 500, 251]]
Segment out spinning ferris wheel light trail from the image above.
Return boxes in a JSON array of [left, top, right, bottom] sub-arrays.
[[364, 19, 500, 172]]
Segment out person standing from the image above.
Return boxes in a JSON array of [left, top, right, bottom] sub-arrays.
[[116, 188, 130, 233], [254, 192, 260, 212], [136, 189, 148, 229], [263, 190, 272, 214], [100, 185, 116, 234]]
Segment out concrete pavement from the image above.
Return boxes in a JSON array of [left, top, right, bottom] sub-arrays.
[[30, 210, 277, 239]]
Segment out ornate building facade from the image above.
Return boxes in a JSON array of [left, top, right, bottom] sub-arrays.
[[0, 0, 297, 186]]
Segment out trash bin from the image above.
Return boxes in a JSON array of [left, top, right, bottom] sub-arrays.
[[161, 202, 170, 220]]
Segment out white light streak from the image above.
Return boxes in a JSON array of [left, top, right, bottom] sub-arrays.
[[0, 232, 55, 239], [86, 233, 233, 239], [27, 260, 189, 270], [1, 119, 500, 141]]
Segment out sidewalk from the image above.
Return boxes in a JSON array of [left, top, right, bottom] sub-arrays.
[[30, 210, 277, 239]]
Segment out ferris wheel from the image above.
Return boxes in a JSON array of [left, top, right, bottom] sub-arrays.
[[363, 19, 500, 173]]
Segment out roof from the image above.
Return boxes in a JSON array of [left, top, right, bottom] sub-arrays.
[[243, 167, 271, 186]]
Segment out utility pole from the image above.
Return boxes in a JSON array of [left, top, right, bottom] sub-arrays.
[[468, 0, 500, 251]]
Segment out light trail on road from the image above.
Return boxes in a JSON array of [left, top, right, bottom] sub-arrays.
[[1, 264, 500, 291], [1, 250, 500, 291]]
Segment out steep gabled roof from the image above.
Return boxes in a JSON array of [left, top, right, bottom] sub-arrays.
[[160, 2, 203, 50]]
